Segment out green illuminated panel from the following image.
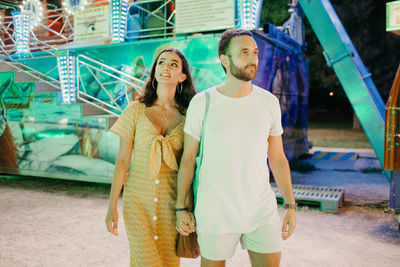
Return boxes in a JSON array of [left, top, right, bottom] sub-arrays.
[[387, 1, 400, 32]]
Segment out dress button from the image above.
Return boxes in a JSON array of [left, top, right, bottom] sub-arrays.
[[155, 179, 160, 184], [153, 216, 157, 221], [154, 235, 158, 240], [154, 197, 158, 202]]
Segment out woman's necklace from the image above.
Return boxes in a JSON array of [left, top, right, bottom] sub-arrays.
[[154, 104, 168, 122]]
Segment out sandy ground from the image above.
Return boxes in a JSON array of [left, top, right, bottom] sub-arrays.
[[1, 186, 399, 267]]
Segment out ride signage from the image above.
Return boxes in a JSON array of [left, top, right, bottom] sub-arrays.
[[175, 0, 235, 34], [386, 1, 400, 35], [74, 5, 110, 42]]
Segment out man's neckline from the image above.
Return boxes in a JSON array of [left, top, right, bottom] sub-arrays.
[[214, 84, 254, 100]]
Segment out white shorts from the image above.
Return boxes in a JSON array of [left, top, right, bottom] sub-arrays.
[[197, 223, 283, 261]]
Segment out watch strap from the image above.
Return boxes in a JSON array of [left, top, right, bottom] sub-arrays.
[[284, 203, 297, 210]]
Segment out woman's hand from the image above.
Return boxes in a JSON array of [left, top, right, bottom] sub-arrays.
[[105, 207, 119, 236], [176, 211, 196, 236]]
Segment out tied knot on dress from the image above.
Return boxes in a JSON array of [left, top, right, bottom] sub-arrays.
[[150, 135, 178, 179]]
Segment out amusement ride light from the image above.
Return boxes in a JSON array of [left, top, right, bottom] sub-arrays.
[[112, 0, 128, 42], [120, 0, 128, 42], [111, 0, 120, 41], [20, 0, 43, 28], [57, 53, 77, 104], [13, 10, 31, 56], [62, 0, 89, 15], [240, 0, 259, 30]]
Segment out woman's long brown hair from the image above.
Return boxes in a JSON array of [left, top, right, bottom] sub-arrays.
[[138, 48, 196, 115]]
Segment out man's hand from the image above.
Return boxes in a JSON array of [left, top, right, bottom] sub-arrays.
[[281, 209, 296, 240], [176, 211, 196, 236]]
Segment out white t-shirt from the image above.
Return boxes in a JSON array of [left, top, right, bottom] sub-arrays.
[[184, 85, 283, 234]]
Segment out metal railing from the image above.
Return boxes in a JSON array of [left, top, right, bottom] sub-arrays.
[[0, 0, 241, 116], [76, 54, 146, 116], [0, 0, 181, 59], [125, 0, 176, 40], [0, 56, 61, 90], [0, 8, 74, 60]]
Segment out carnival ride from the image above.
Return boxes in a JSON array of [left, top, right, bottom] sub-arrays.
[[0, 0, 308, 182], [0, 0, 396, 194]]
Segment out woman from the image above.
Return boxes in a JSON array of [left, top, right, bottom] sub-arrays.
[[105, 48, 196, 266]]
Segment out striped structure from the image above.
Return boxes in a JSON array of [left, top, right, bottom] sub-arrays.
[[312, 151, 358, 160]]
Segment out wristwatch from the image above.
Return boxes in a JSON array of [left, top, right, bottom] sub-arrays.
[[284, 203, 297, 210]]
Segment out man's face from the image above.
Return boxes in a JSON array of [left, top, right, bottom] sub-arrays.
[[226, 35, 259, 81]]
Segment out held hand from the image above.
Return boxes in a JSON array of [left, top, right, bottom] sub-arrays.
[[281, 209, 296, 240], [176, 211, 196, 236], [105, 208, 119, 236]]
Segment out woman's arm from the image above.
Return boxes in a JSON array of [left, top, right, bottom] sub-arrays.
[[105, 137, 133, 235]]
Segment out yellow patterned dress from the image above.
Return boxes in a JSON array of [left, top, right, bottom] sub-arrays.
[[110, 101, 184, 266]]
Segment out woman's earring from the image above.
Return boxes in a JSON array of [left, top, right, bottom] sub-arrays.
[[177, 82, 183, 94], [152, 79, 156, 89]]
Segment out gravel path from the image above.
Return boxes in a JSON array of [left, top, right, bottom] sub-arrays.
[[1, 186, 399, 267]]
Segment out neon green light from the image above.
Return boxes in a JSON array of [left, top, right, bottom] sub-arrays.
[[37, 133, 66, 138], [21, 128, 36, 134]]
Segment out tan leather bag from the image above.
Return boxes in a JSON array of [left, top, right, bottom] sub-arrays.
[[176, 188, 200, 258], [176, 232, 200, 258]]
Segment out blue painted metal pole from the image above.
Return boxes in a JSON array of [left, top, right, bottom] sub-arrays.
[[298, 0, 388, 180]]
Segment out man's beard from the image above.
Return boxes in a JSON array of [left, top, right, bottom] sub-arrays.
[[228, 57, 257, 81]]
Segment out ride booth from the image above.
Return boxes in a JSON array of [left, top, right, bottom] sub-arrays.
[[0, 0, 309, 183], [385, 0, 400, 228]]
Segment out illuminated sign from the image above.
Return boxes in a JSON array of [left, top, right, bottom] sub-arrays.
[[175, 0, 235, 33], [386, 1, 400, 35], [74, 5, 110, 42]]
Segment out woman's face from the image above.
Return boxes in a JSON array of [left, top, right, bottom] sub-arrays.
[[154, 51, 187, 87]]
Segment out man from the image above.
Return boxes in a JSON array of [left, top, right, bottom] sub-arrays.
[[176, 29, 296, 267]]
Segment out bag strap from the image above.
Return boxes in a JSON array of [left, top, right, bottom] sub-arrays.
[[197, 91, 210, 165]]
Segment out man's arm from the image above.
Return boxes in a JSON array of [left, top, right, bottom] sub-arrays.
[[176, 133, 199, 236], [268, 135, 296, 240]]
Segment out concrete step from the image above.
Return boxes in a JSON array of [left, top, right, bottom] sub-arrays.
[[310, 147, 377, 158], [81, 102, 110, 116], [107, 116, 118, 129], [14, 71, 40, 82], [34, 81, 60, 93], [104, 115, 118, 129], [0, 62, 15, 72], [312, 151, 359, 160]]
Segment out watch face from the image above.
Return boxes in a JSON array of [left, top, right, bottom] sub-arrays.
[[21, 0, 43, 27]]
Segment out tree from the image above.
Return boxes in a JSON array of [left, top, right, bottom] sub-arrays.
[[261, 0, 400, 119]]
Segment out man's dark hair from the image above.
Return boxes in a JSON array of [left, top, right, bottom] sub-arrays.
[[218, 29, 252, 72]]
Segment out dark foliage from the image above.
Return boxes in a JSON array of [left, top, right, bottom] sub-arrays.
[[261, 0, 400, 116]]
